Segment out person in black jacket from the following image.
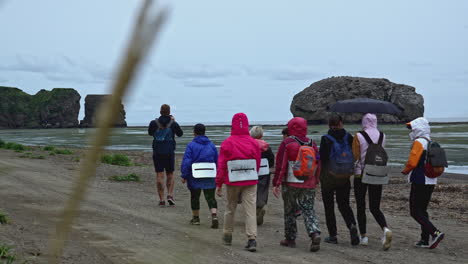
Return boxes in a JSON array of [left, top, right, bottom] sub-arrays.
[[319, 114, 359, 246], [250, 126, 275, 226], [148, 104, 183, 207]]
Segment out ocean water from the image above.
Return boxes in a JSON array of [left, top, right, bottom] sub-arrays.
[[1, 124, 467, 174]]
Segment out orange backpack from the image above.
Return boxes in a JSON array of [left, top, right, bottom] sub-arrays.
[[289, 137, 319, 181]]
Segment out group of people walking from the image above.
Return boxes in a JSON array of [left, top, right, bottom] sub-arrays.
[[148, 104, 445, 253]]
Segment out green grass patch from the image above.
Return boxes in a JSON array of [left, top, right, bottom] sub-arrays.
[[0, 244, 17, 264], [4, 142, 25, 151], [53, 149, 73, 155], [0, 139, 5, 148], [109, 173, 140, 182], [101, 154, 132, 166], [0, 211, 9, 224], [43, 145, 55, 151], [73, 157, 80, 162]]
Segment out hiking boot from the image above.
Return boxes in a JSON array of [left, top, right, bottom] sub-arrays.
[[245, 239, 257, 252], [167, 196, 175, 206], [256, 208, 266, 226], [309, 233, 321, 252], [211, 216, 219, 229], [429, 230, 444, 249], [324, 236, 338, 244], [190, 216, 200, 225], [360, 236, 369, 246], [350, 225, 360, 246], [222, 233, 232, 246], [279, 239, 296, 248], [158, 200, 166, 207], [414, 240, 430, 248], [382, 228, 392, 251]]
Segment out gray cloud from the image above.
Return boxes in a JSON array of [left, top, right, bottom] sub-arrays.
[[182, 79, 224, 88], [0, 54, 112, 84], [245, 66, 323, 81], [163, 65, 240, 80]]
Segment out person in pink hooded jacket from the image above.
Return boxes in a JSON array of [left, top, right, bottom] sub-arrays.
[[272, 117, 322, 252], [216, 113, 261, 252], [352, 113, 392, 250]]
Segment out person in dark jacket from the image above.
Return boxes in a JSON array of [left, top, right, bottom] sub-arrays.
[[180, 123, 219, 228], [148, 104, 183, 207], [319, 114, 359, 246], [250, 126, 275, 226]]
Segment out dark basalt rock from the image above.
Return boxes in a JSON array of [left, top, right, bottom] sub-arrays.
[[290, 76, 424, 123], [80, 95, 127, 128]]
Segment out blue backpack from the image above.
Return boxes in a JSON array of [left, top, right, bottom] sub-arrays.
[[154, 119, 174, 154], [325, 133, 354, 178]]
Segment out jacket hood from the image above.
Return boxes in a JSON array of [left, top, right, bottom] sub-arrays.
[[193, 135, 211, 145], [287, 117, 307, 137], [158, 115, 171, 126], [362, 113, 378, 130], [327, 128, 347, 139], [231, 113, 250, 136], [255, 139, 269, 152], [408, 117, 430, 140]]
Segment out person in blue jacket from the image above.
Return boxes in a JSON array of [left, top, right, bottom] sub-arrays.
[[181, 123, 219, 228]]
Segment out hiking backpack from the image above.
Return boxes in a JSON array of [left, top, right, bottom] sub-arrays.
[[360, 131, 389, 185], [153, 119, 174, 154], [420, 137, 448, 178], [288, 136, 319, 181], [325, 134, 354, 179]]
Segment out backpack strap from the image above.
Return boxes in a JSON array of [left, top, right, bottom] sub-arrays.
[[378, 131, 384, 145], [155, 119, 173, 130], [359, 131, 373, 145], [324, 134, 337, 144], [290, 136, 312, 146]]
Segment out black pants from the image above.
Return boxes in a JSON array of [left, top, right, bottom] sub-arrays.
[[321, 181, 357, 237], [354, 177, 388, 235], [256, 174, 270, 209], [190, 188, 217, 211], [410, 183, 437, 242]]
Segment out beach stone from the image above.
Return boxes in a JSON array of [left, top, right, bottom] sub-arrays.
[[290, 76, 424, 123], [0, 86, 80, 128], [80, 95, 127, 127]]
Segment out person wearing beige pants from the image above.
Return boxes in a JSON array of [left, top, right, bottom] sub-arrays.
[[223, 185, 258, 240]]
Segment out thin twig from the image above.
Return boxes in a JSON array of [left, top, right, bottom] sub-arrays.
[[47, 1, 168, 263]]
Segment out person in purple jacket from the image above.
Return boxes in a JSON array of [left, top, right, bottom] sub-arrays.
[[181, 123, 219, 228]]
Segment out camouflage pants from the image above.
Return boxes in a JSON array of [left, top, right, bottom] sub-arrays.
[[282, 185, 320, 240]]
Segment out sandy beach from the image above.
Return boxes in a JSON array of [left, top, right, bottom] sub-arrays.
[[0, 147, 467, 264]]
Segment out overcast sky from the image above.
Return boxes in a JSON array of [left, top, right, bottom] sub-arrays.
[[0, 0, 467, 125]]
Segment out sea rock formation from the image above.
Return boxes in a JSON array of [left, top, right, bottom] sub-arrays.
[[290, 77, 424, 123], [80, 95, 127, 127], [0, 86, 81, 128]]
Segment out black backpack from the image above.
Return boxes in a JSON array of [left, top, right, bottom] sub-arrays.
[[360, 131, 389, 185], [420, 137, 448, 178]]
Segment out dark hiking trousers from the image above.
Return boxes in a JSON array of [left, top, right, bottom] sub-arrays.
[[354, 177, 388, 235], [410, 183, 437, 242], [190, 188, 217, 211], [321, 180, 357, 237], [282, 185, 320, 240], [256, 174, 270, 209]]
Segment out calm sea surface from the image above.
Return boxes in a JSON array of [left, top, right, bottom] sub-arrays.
[[1, 124, 467, 174]]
